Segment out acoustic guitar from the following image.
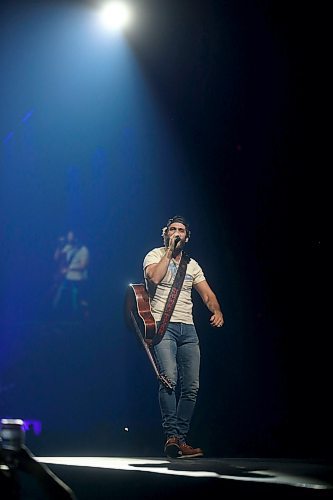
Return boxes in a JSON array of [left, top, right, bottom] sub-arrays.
[[125, 284, 172, 390]]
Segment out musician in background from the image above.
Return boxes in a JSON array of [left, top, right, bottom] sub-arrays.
[[52, 229, 90, 321], [143, 215, 224, 458]]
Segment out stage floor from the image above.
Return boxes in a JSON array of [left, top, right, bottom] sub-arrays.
[[34, 455, 333, 500]]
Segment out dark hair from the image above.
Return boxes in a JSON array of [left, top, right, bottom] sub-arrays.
[[162, 215, 191, 239]]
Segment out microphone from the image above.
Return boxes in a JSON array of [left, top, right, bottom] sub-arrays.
[[174, 236, 180, 247]]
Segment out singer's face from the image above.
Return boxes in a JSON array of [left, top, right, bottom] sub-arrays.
[[165, 223, 187, 247]]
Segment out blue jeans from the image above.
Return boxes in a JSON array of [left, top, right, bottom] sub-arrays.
[[52, 279, 88, 319], [153, 322, 200, 443]]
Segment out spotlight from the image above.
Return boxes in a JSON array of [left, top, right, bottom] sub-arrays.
[[99, 2, 132, 32]]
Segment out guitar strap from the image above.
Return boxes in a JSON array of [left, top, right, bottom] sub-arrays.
[[152, 251, 190, 345], [67, 245, 82, 267]]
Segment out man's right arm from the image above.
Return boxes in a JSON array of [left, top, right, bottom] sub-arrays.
[[145, 236, 180, 284], [54, 243, 69, 262], [145, 250, 172, 285], [54, 248, 63, 261]]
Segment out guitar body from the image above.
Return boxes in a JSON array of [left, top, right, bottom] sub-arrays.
[[125, 284, 156, 342]]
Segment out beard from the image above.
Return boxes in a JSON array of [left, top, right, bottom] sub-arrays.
[[165, 236, 184, 251]]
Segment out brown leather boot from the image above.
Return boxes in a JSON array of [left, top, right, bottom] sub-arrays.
[[178, 442, 204, 458], [164, 436, 182, 458]]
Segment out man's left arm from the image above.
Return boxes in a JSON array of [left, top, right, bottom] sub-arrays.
[[194, 280, 224, 328]]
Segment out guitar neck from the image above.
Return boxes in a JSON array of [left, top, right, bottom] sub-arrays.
[[129, 311, 172, 390], [130, 312, 160, 377]]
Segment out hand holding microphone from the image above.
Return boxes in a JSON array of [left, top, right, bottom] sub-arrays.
[[166, 235, 181, 256], [174, 236, 180, 247], [169, 235, 181, 253]]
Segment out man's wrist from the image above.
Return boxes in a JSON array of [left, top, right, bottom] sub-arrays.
[[165, 248, 173, 259]]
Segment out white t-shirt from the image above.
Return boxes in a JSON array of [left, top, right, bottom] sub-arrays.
[[143, 247, 206, 324], [64, 244, 89, 281]]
